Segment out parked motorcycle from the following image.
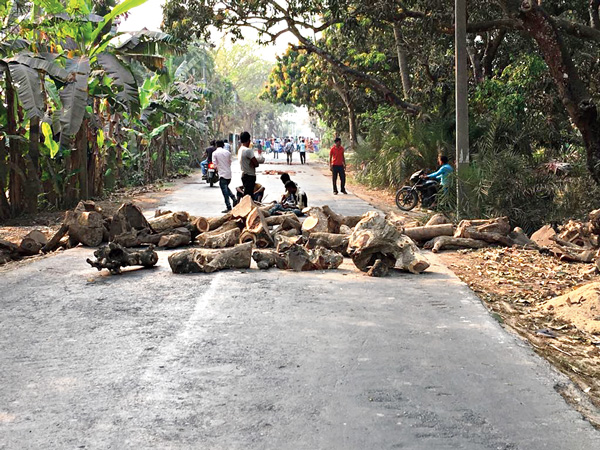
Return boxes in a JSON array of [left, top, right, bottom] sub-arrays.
[[395, 169, 439, 211], [204, 162, 219, 187]]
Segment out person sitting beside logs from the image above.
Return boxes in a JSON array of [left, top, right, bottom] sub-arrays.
[[269, 181, 307, 216], [280, 173, 308, 207], [236, 183, 265, 203]]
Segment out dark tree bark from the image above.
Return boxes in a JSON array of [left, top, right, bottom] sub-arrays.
[[23, 117, 41, 214], [0, 137, 11, 220], [482, 29, 506, 79], [392, 21, 412, 99], [518, 3, 600, 183], [591, 0, 600, 29], [6, 71, 23, 216]]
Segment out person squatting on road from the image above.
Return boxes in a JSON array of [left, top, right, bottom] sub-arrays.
[[201, 140, 216, 176], [280, 173, 308, 206], [330, 137, 347, 195], [269, 180, 307, 217], [212, 140, 237, 213], [235, 183, 264, 203], [284, 138, 294, 165], [239, 131, 265, 198]]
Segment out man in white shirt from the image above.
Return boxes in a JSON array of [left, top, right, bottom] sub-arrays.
[[212, 140, 237, 212], [239, 131, 265, 198]]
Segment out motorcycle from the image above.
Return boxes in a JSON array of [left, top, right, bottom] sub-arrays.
[[395, 169, 439, 211], [204, 162, 219, 187]]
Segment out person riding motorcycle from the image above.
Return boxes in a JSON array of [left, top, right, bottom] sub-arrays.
[[425, 155, 453, 189]]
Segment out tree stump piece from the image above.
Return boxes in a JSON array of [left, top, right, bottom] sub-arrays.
[[65, 209, 104, 247], [305, 232, 350, 255], [252, 249, 289, 270], [426, 213, 451, 226], [404, 224, 455, 242], [168, 243, 253, 274], [18, 230, 47, 256], [109, 203, 151, 239], [423, 236, 488, 253], [147, 211, 189, 233], [197, 227, 241, 248], [158, 227, 192, 248], [86, 243, 158, 275]]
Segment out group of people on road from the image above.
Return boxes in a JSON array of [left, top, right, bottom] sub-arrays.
[[252, 136, 318, 165], [205, 132, 353, 213]]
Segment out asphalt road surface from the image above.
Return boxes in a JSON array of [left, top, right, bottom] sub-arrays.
[[1, 155, 599, 449]]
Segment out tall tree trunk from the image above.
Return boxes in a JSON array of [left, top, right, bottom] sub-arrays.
[[519, 3, 600, 183], [392, 21, 412, 99], [591, 0, 600, 29], [23, 117, 41, 213], [0, 137, 11, 220], [6, 71, 23, 215], [482, 29, 506, 79], [76, 120, 89, 199], [331, 76, 358, 151]]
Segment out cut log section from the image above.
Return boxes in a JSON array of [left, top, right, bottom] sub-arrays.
[[423, 236, 488, 253], [404, 224, 455, 242], [147, 211, 189, 233], [301, 207, 330, 234], [275, 234, 303, 252], [109, 203, 151, 239], [65, 209, 105, 247], [287, 245, 343, 271], [265, 213, 302, 231], [348, 211, 430, 276], [207, 213, 233, 231], [242, 207, 274, 248], [196, 227, 241, 248], [321, 205, 363, 233], [305, 232, 350, 256], [168, 243, 253, 274], [193, 216, 211, 233], [231, 195, 255, 219], [158, 227, 192, 248], [42, 223, 69, 253], [86, 243, 158, 275], [18, 230, 47, 256]]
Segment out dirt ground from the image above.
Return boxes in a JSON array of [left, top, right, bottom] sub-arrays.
[[2, 162, 600, 424]]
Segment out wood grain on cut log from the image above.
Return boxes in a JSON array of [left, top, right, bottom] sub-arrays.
[[42, 223, 69, 252], [301, 207, 330, 234], [158, 227, 192, 248], [197, 227, 241, 248], [423, 236, 488, 253], [273, 228, 300, 238], [86, 243, 158, 275], [168, 243, 253, 274], [404, 224, 455, 242], [18, 230, 47, 256], [242, 207, 274, 248], [231, 195, 255, 219], [348, 211, 430, 276], [193, 216, 210, 233], [109, 203, 151, 239], [147, 211, 189, 233], [305, 232, 350, 255], [65, 209, 105, 247]]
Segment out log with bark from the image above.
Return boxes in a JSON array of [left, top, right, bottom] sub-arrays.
[[252, 245, 343, 271], [252, 249, 289, 270], [0, 239, 20, 261], [242, 207, 274, 248], [508, 227, 538, 249], [193, 216, 211, 233], [109, 203, 151, 239], [557, 219, 598, 248], [42, 223, 69, 253], [18, 230, 47, 256], [301, 207, 330, 234], [147, 211, 189, 233], [423, 236, 488, 253], [425, 213, 451, 226], [86, 243, 158, 275], [275, 234, 304, 252], [168, 242, 253, 274], [321, 205, 363, 233], [197, 227, 241, 248], [65, 208, 105, 247], [348, 211, 430, 276], [231, 195, 256, 219], [265, 213, 302, 231], [404, 224, 455, 243], [454, 217, 513, 246], [158, 227, 192, 248], [305, 232, 350, 256]]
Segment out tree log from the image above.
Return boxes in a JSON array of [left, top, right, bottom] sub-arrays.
[[231, 195, 255, 219], [158, 227, 192, 248], [590, 209, 600, 235], [301, 207, 330, 234], [242, 207, 274, 248], [168, 242, 253, 274], [109, 203, 151, 239], [423, 236, 488, 253], [275, 234, 303, 252], [86, 243, 158, 275], [65, 209, 104, 247], [404, 224, 455, 242], [42, 223, 69, 253], [426, 213, 451, 226], [266, 213, 302, 231], [287, 245, 344, 271], [509, 227, 538, 249], [252, 249, 289, 270], [0, 250, 12, 264], [197, 227, 241, 248], [193, 216, 210, 233], [18, 230, 47, 256], [147, 211, 189, 233], [206, 213, 233, 231], [454, 217, 513, 246], [0, 239, 20, 260], [348, 211, 430, 276], [305, 232, 350, 255], [321, 205, 363, 233]]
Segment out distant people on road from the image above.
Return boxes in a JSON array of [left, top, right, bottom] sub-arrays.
[[273, 139, 280, 159], [212, 140, 237, 213], [284, 138, 294, 165], [330, 137, 347, 195], [239, 131, 265, 198], [269, 180, 307, 216], [201, 140, 216, 176], [299, 138, 307, 164]]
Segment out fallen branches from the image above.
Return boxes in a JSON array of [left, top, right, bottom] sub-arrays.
[[86, 243, 158, 274]]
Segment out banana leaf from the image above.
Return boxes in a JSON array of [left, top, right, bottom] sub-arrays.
[[59, 56, 90, 136], [8, 62, 44, 119], [96, 52, 140, 114]]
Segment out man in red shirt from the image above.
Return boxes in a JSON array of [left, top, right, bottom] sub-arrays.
[[329, 137, 347, 194]]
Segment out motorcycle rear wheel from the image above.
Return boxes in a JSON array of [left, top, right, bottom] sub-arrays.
[[395, 187, 418, 211]]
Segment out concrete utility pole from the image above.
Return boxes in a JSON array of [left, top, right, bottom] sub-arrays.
[[455, 0, 470, 217]]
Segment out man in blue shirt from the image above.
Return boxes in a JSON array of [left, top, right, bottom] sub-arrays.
[[427, 155, 453, 188]]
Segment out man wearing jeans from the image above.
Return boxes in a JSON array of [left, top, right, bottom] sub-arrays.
[[329, 137, 347, 195], [212, 140, 237, 212], [239, 131, 265, 198]]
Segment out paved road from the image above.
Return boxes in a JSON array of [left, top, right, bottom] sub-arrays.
[[1, 156, 599, 449]]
